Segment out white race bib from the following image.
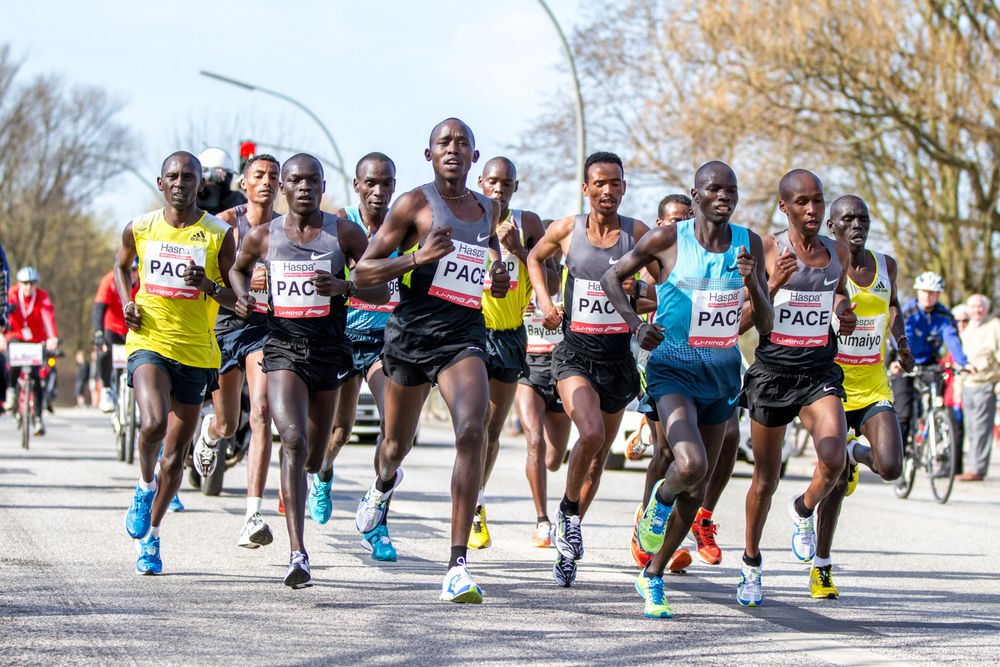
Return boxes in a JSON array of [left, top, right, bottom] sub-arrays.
[[8, 342, 44, 367], [111, 344, 128, 370], [428, 241, 487, 309], [270, 260, 331, 318], [570, 278, 627, 334], [524, 309, 563, 353], [349, 277, 400, 313], [144, 241, 207, 300], [836, 314, 886, 365], [771, 289, 835, 347], [689, 288, 743, 348]]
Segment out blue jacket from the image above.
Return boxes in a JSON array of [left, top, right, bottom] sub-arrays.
[[902, 298, 968, 366], [0, 243, 7, 327]]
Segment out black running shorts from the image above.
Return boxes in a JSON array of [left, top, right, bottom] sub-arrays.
[[552, 343, 639, 414], [261, 333, 352, 394], [486, 326, 529, 384], [518, 352, 564, 413], [740, 361, 846, 428]]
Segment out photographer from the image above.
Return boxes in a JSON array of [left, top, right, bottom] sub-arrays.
[[196, 147, 247, 215]]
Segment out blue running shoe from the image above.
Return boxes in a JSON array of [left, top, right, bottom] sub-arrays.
[[125, 483, 157, 539], [637, 479, 673, 555], [308, 472, 333, 525], [642, 574, 672, 618], [363, 524, 398, 562], [168, 495, 184, 512], [737, 562, 763, 607], [135, 535, 162, 575]]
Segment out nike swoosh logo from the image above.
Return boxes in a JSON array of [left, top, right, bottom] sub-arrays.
[[724, 264, 738, 273], [337, 370, 349, 380], [823, 386, 836, 392], [311, 251, 333, 260], [609, 257, 619, 265], [823, 277, 838, 285], [476, 232, 490, 242], [728, 395, 739, 405]]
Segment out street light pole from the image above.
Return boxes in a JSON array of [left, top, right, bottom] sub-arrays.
[[535, 0, 586, 213], [199, 70, 352, 203]]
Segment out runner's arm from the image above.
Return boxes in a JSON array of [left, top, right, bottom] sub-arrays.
[[601, 225, 674, 336], [200, 229, 238, 309], [114, 223, 138, 311], [229, 225, 267, 302], [739, 231, 773, 335], [832, 239, 857, 335], [885, 255, 913, 370], [526, 215, 573, 315], [354, 190, 435, 288], [339, 219, 389, 304]]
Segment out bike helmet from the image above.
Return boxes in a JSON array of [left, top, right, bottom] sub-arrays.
[[16, 266, 40, 283], [913, 271, 945, 292], [198, 147, 235, 174]]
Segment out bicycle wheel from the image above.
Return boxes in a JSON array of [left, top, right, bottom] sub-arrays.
[[125, 386, 137, 465], [115, 377, 127, 461], [18, 378, 31, 450], [927, 408, 957, 504]]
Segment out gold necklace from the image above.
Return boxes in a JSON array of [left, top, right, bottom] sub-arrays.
[[437, 187, 470, 201]]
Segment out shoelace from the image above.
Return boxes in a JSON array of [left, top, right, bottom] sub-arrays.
[[817, 565, 833, 587], [700, 521, 719, 548], [742, 567, 762, 594], [563, 517, 582, 546], [651, 502, 670, 535], [290, 551, 308, 567], [648, 576, 666, 604]]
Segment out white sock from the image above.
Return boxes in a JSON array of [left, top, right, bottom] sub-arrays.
[[813, 555, 832, 567], [203, 416, 220, 445], [149, 526, 160, 539], [477, 488, 485, 508], [846, 439, 859, 465], [246, 496, 262, 518], [139, 477, 157, 492]]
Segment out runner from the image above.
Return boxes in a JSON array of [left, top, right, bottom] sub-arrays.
[[191, 153, 281, 549], [604, 161, 772, 617], [812, 195, 912, 598], [737, 169, 857, 607], [118, 151, 237, 575], [526, 151, 650, 587], [321, 151, 399, 561], [352, 118, 510, 603], [231, 153, 386, 588], [472, 156, 557, 550]]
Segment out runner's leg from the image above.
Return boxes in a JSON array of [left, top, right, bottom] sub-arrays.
[[744, 421, 787, 560], [517, 384, 550, 520], [244, 349, 271, 503], [268, 370, 311, 554], [133, 364, 172, 485], [149, 400, 202, 527]]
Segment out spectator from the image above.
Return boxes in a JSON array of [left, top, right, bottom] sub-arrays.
[[74, 349, 90, 407], [957, 294, 1000, 481]]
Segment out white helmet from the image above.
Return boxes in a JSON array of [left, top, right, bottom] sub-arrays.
[[16, 266, 40, 283], [197, 147, 235, 174], [913, 271, 945, 292]]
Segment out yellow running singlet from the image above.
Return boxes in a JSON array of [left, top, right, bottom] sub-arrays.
[[836, 250, 893, 411], [482, 210, 532, 331]]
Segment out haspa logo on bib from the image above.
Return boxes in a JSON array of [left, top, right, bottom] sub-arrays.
[[688, 289, 743, 348], [836, 314, 885, 365], [350, 277, 400, 313], [771, 289, 834, 347], [570, 279, 627, 334], [429, 241, 487, 309], [144, 241, 207, 299], [270, 259, 331, 318]]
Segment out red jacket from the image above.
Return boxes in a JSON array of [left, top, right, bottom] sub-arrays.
[[5, 286, 57, 343]]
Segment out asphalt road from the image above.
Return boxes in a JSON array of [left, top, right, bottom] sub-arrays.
[[1, 408, 998, 666]]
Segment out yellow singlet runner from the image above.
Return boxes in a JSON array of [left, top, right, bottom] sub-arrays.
[[483, 210, 532, 330]]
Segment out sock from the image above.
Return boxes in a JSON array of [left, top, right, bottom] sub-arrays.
[[794, 494, 812, 518], [375, 470, 396, 493], [246, 496, 262, 519], [477, 487, 485, 508], [139, 477, 157, 492], [813, 555, 832, 568], [742, 551, 762, 567], [846, 439, 858, 465], [559, 495, 580, 516], [449, 545, 467, 569], [537, 515, 550, 525], [204, 416, 220, 446], [149, 526, 160, 539], [319, 465, 333, 483], [696, 507, 713, 523], [655, 485, 675, 507]]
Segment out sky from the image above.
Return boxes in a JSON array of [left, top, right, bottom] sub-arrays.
[[2, 0, 593, 228]]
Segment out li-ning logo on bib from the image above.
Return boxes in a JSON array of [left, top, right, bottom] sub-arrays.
[[190, 230, 206, 243]]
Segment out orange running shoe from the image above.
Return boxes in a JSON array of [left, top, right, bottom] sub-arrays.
[[691, 519, 722, 565], [626, 417, 654, 461], [278, 491, 286, 517], [630, 504, 652, 568], [667, 547, 692, 573]]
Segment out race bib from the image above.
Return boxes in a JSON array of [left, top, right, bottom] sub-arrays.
[[428, 241, 487, 309], [689, 288, 743, 348], [144, 241, 207, 299], [484, 249, 519, 292], [570, 278, 627, 334], [349, 278, 400, 313], [524, 309, 563, 353], [269, 259, 331, 318], [771, 289, 835, 347], [111, 344, 128, 370], [8, 342, 44, 367], [836, 314, 886, 365]]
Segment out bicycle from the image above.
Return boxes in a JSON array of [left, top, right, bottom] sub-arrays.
[[8, 342, 45, 450], [110, 344, 138, 464], [894, 364, 958, 504]]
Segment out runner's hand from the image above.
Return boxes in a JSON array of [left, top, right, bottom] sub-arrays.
[[635, 322, 665, 351], [184, 259, 207, 289], [542, 305, 564, 330], [249, 266, 267, 292], [837, 301, 858, 336], [770, 246, 798, 291], [897, 345, 915, 373], [622, 276, 636, 297], [737, 245, 757, 287], [497, 220, 524, 256], [415, 226, 455, 265], [234, 293, 256, 319], [123, 302, 141, 331], [488, 261, 510, 298]]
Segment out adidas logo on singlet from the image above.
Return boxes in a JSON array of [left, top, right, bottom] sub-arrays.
[[873, 280, 889, 294], [190, 230, 206, 242]]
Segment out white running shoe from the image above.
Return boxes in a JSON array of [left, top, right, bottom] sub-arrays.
[[736, 562, 763, 606], [99, 387, 115, 413], [283, 551, 311, 589], [192, 417, 219, 478], [355, 469, 404, 534], [439, 565, 483, 603], [237, 513, 273, 549], [3, 387, 15, 411], [786, 495, 816, 562]]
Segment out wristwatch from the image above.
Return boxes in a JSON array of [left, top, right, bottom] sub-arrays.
[[206, 281, 221, 297], [346, 281, 358, 298]]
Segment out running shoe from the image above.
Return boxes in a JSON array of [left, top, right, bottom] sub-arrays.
[[362, 524, 398, 562], [845, 435, 860, 497], [32, 416, 45, 436], [635, 565, 652, 598], [99, 387, 115, 413], [625, 420, 652, 461], [667, 547, 692, 574], [810, 564, 839, 599], [468, 505, 492, 549], [277, 491, 285, 516], [238, 513, 273, 549], [786, 495, 816, 563], [125, 483, 156, 539], [639, 572, 672, 618], [630, 504, 652, 568], [736, 563, 763, 607], [554, 510, 584, 561], [691, 518, 722, 565], [283, 551, 312, 589], [355, 469, 404, 534], [552, 553, 577, 587], [307, 472, 333, 525], [135, 535, 162, 575], [440, 565, 483, 603], [530, 520, 552, 548], [637, 480, 673, 556], [168, 495, 185, 512], [192, 418, 219, 478]]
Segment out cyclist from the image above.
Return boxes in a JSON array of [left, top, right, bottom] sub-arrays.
[[0, 243, 8, 409], [3, 266, 59, 435], [93, 259, 138, 412]]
